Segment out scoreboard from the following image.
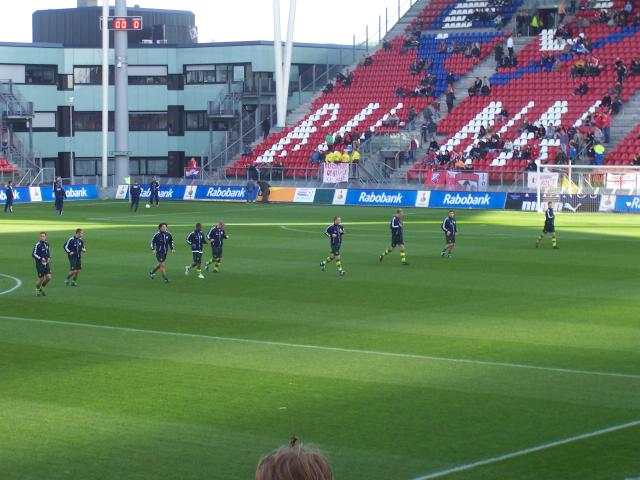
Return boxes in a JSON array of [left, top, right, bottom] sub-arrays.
[[100, 16, 143, 31]]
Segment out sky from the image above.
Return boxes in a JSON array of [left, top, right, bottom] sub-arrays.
[[0, 0, 415, 45]]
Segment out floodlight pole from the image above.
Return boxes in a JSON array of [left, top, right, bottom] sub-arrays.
[[101, 0, 109, 188], [272, 0, 285, 128], [114, 0, 130, 186], [282, 0, 297, 117]]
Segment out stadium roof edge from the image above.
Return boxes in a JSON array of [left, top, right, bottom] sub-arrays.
[[33, 7, 194, 15], [0, 40, 359, 50]]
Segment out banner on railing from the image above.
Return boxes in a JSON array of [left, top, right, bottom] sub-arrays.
[[446, 172, 489, 191], [39, 185, 99, 202], [116, 185, 187, 201], [193, 186, 245, 202], [344, 189, 418, 207], [0, 186, 30, 203], [428, 191, 507, 209], [293, 188, 317, 203], [605, 173, 640, 190], [323, 163, 349, 184], [184, 167, 202, 179], [527, 172, 559, 189], [614, 195, 640, 212], [505, 193, 601, 212]]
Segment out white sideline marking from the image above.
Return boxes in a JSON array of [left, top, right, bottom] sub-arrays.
[[0, 315, 638, 381], [410, 419, 640, 479], [0, 274, 22, 296]]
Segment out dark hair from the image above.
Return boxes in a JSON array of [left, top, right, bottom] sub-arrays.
[[40, 231, 47, 236], [158, 223, 167, 229], [333, 216, 340, 222], [256, 437, 333, 480], [195, 223, 202, 229], [75, 228, 83, 234]]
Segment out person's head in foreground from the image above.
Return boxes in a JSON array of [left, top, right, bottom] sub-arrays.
[[256, 436, 332, 480]]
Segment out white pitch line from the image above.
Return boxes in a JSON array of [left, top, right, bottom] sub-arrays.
[[0, 274, 22, 296], [410, 419, 640, 480], [0, 315, 638, 381]]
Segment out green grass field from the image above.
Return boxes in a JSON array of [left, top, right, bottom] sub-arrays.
[[0, 200, 639, 480]]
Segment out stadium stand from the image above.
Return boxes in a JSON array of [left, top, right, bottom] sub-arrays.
[[408, 0, 524, 30], [230, 31, 502, 179], [605, 124, 640, 165]]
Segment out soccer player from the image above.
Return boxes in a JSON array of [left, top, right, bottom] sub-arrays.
[[185, 222, 207, 279], [150, 176, 160, 206], [536, 201, 559, 249], [379, 208, 409, 265], [205, 221, 229, 273], [150, 223, 175, 283], [320, 216, 346, 276], [63, 228, 86, 286], [53, 177, 66, 215], [32, 232, 52, 297], [4, 180, 14, 213], [130, 181, 141, 212], [440, 210, 458, 258]]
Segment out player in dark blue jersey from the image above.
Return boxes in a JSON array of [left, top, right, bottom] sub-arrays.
[[379, 209, 408, 265], [32, 232, 52, 296], [53, 178, 66, 215], [4, 181, 14, 213], [536, 201, 559, 249], [150, 223, 175, 283], [320, 216, 346, 276], [205, 221, 229, 273], [185, 223, 207, 279], [63, 228, 86, 286], [440, 210, 458, 259], [150, 176, 160, 206], [130, 181, 142, 212]]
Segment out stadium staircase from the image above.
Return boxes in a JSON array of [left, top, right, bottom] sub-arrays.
[[608, 88, 640, 148], [0, 81, 39, 180]]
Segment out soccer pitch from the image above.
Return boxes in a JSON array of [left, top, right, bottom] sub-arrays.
[[0, 201, 638, 480]]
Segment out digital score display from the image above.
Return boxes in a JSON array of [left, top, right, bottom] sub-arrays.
[[101, 16, 143, 31]]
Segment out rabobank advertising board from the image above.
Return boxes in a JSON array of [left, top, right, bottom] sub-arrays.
[[344, 189, 418, 207], [194, 186, 247, 201], [39, 185, 99, 202], [428, 191, 507, 209], [613, 195, 640, 213]]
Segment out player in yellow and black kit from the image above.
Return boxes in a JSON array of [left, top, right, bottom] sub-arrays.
[[535, 201, 559, 249], [379, 209, 408, 265]]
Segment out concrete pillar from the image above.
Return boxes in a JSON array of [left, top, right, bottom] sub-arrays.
[[114, 0, 130, 185]]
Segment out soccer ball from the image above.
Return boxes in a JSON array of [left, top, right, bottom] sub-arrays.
[[145, 204, 151, 209]]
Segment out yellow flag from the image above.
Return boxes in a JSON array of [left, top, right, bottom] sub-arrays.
[[125, 176, 131, 185]]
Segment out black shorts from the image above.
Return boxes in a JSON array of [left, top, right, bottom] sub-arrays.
[[156, 252, 167, 263], [331, 244, 341, 256], [36, 262, 51, 278], [391, 234, 404, 247], [68, 256, 82, 270], [445, 234, 456, 245], [211, 246, 223, 259], [543, 224, 555, 234], [192, 252, 202, 263]]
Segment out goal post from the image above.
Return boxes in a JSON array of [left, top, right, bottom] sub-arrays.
[[533, 163, 640, 213]]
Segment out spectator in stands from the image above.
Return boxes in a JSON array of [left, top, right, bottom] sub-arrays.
[[625, 1, 633, 13], [323, 82, 334, 94], [464, 157, 474, 170], [499, 107, 509, 121], [593, 143, 605, 165], [530, 14, 542, 35], [574, 81, 589, 96], [631, 57, 640, 76], [610, 82, 623, 95], [446, 71, 456, 86], [446, 85, 456, 114], [558, 127, 569, 155], [248, 163, 259, 181], [540, 54, 556, 72], [569, 142, 578, 163], [335, 71, 346, 84], [325, 132, 334, 150], [395, 86, 406, 98], [383, 40, 392, 51], [408, 108, 417, 130], [333, 133, 343, 147], [612, 95, 623, 114], [586, 55, 602, 76], [506, 34, 514, 57], [340, 150, 351, 163], [494, 41, 504, 65], [407, 137, 419, 162], [342, 70, 354, 88], [633, 153, 640, 166], [614, 58, 627, 84], [262, 116, 271, 140], [468, 77, 482, 97], [386, 113, 400, 127], [480, 77, 491, 97], [242, 145, 252, 158], [572, 57, 586, 77], [470, 42, 481, 58], [310, 148, 322, 164], [526, 158, 538, 171], [363, 54, 373, 67], [558, 0, 567, 22]]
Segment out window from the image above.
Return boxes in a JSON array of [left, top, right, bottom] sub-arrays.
[[185, 64, 246, 84], [25, 65, 57, 85], [74, 158, 97, 176], [74, 66, 114, 85], [185, 111, 208, 131], [129, 75, 167, 85], [57, 74, 73, 91], [73, 112, 114, 131], [129, 112, 167, 131], [128, 65, 167, 85], [146, 159, 168, 175]]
